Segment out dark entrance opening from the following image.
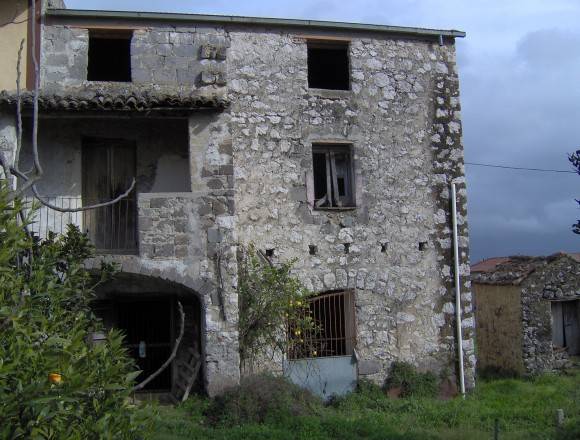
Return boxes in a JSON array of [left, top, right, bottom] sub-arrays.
[[92, 274, 203, 397], [118, 299, 173, 390]]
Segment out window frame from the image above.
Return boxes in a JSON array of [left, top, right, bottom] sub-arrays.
[[311, 143, 356, 210]]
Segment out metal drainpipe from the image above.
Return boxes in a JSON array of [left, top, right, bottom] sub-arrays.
[[451, 182, 466, 396]]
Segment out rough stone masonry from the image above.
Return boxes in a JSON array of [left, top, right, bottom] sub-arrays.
[[1, 7, 475, 394]]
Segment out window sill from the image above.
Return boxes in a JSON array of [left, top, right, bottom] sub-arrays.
[[307, 88, 352, 99], [313, 206, 357, 212]]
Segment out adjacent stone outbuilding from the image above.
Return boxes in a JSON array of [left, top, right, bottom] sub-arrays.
[[472, 253, 580, 375]]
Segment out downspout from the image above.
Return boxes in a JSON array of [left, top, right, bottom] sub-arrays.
[[450, 181, 466, 396]]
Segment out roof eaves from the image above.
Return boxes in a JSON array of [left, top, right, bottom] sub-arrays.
[[46, 9, 466, 39]]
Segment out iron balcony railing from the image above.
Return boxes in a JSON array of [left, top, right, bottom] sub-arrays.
[[24, 196, 138, 254]]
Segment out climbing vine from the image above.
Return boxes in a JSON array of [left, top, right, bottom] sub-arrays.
[[238, 245, 317, 369]]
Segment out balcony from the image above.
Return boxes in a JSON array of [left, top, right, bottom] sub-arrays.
[[23, 193, 195, 259], [24, 196, 138, 254]]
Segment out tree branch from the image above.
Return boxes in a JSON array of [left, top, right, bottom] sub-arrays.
[[133, 301, 185, 392], [14, 39, 24, 174], [31, 179, 136, 212]]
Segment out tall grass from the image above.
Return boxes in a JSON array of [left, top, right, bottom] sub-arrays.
[[148, 371, 580, 440]]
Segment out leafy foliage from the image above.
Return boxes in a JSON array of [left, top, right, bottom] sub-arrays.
[[384, 361, 439, 398], [238, 245, 316, 367], [569, 149, 580, 234], [206, 374, 322, 426], [0, 184, 151, 439]]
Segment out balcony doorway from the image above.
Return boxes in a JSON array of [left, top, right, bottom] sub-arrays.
[[82, 137, 137, 253]]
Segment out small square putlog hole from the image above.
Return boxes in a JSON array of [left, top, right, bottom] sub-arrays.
[[419, 242, 428, 251], [87, 31, 132, 82], [309, 245, 318, 255], [307, 42, 350, 90], [265, 249, 275, 258]]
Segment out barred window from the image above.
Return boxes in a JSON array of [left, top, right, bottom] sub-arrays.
[[289, 290, 356, 359]]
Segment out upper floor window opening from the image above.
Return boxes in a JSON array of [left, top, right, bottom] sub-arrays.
[[312, 143, 355, 209], [307, 41, 350, 90], [87, 30, 132, 82]]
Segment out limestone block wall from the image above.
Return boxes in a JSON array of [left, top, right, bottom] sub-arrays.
[[41, 24, 228, 89], [227, 30, 475, 386], [0, 114, 16, 186]]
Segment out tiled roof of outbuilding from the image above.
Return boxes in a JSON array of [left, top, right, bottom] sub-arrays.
[[0, 88, 228, 113], [471, 252, 579, 285]]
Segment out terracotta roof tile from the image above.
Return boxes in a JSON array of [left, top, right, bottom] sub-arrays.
[[0, 87, 228, 113]]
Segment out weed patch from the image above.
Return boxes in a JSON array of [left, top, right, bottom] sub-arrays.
[[384, 361, 439, 398]]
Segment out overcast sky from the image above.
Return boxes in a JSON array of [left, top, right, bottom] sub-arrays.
[[67, 0, 580, 262]]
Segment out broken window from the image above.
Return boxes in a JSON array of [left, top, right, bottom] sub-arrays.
[[312, 144, 355, 208], [307, 41, 350, 90], [288, 290, 356, 359], [87, 30, 132, 82]]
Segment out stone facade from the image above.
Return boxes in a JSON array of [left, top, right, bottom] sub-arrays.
[[0, 7, 476, 394], [472, 253, 580, 375], [227, 31, 474, 386]]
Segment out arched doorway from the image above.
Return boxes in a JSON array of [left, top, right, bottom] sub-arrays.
[[92, 272, 204, 398]]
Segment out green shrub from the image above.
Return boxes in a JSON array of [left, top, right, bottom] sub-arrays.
[[0, 185, 151, 439], [206, 374, 322, 426], [384, 361, 439, 398]]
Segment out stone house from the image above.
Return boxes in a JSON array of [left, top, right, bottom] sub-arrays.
[[472, 253, 580, 375], [0, 0, 475, 398]]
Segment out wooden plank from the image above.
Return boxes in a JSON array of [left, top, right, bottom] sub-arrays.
[[563, 300, 580, 355], [551, 302, 564, 348], [329, 151, 342, 207], [325, 151, 333, 207]]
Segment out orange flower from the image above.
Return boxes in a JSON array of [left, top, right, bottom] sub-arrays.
[[48, 373, 63, 384]]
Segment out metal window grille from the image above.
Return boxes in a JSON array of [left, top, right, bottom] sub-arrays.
[[288, 290, 356, 359]]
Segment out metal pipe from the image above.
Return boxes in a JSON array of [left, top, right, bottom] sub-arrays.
[[451, 182, 466, 396]]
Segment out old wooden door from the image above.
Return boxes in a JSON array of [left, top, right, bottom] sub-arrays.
[[563, 300, 580, 355], [552, 300, 580, 355], [82, 138, 137, 252]]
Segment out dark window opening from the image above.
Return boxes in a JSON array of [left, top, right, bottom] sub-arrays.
[[312, 144, 354, 209], [266, 249, 275, 258], [344, 243, 350, 254], [381, 242, 388, 253], [288, 290, 356, 359], [307, 42, 350, 90], [309, 245, 318, 255], [87, 31, 132, 82], [419, 242, 427, 251]]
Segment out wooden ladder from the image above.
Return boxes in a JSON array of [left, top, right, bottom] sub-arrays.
[[171, 348, 201, 403]]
